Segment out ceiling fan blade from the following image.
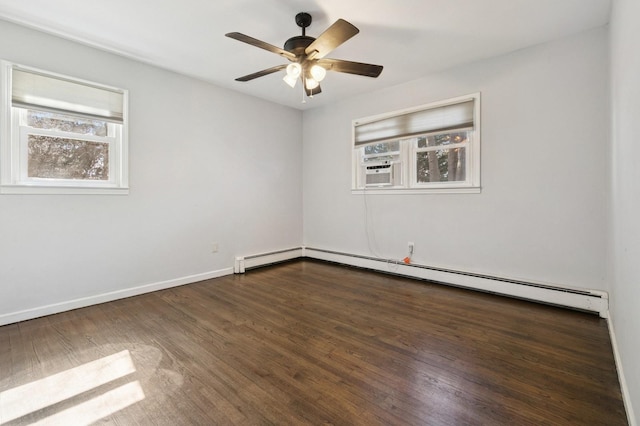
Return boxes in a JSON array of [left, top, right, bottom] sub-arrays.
[[235, 64, 287, 82], [305, 84, 322, 96], [305, 19, 359, 59], [226, 32, 296, 61], [318, 58, 383, 78]]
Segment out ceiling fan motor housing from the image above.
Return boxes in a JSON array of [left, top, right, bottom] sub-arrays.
[[284, 36, 315, 56], [285, 13, 315, 56]]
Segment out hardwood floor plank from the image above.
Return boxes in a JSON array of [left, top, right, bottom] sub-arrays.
[[0, 260, 627, 425]]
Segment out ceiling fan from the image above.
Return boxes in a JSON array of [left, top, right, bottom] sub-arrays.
[[225, 12, 383, 97]]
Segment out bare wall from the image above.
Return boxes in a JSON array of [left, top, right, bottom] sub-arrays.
[[0, 20, 303, 316], [610, 0, 640, 420], [302, 27, 609, 291]]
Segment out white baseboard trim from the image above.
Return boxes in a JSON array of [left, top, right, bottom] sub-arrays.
[[608, 317, 637, 426], [0, 267, 234, 327]]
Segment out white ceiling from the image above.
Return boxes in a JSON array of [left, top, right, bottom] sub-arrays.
[[0, 0, 611, 110]]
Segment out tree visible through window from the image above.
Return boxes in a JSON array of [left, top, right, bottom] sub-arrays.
[[28, 135, 109, 180], [26, 110, 110, 180], [28, 110, 108, 136], [363, 141, 400, 162], [416, 133, 468, 183]]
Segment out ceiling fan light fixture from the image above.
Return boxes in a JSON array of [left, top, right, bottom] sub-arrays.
[[286, 63, 302, 78], [283, 73, 298, 88], [283, 63, 302, 88], [310, 64, 326, 82], [305, 78, 319, 90]]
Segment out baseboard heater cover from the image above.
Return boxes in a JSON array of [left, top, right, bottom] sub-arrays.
[[235, 246, 609, 318], [234, 247, 303, 273]]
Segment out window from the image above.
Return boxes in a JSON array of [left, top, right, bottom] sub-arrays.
[[1, 61, 128, 194], [352, 93, 480, 194]]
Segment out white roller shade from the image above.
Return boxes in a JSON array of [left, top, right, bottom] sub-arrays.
[[12, 67, 124, 123], [355, 99, 474, 146]]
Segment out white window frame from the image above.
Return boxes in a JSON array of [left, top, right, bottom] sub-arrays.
[[352, 93, 480, 194], [0, 60, 129, 195]]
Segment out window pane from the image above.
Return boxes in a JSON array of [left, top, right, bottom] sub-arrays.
[[28, 135, 109, 180], [27, 110, 109, 136], [364, 141, 400, 155], [417, 132, 469, 148], [416, 147, 466, 183]]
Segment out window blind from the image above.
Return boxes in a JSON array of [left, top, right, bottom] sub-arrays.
[[354, 99, 474, 146], [12, 67, 124, 123]]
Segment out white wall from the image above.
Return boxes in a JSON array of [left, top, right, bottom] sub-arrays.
[[0, 20, 303, 318], [303, 27, 610, 291], [610, 0, 640, 420]]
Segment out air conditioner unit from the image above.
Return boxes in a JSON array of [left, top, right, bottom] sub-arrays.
[[365, 160, 401, 187]]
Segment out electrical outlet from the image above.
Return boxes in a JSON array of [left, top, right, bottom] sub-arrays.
[[408, 242, 414, 255], [211, 242, 219, 253]]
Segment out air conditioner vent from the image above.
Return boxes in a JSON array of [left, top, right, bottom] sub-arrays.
[[364, 160, 399, 187], [366, 171, 392, 186]]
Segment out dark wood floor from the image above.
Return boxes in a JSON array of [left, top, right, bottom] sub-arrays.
[[0, 260, 627, 425]]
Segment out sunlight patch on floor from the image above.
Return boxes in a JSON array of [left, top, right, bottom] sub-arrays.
[[0, 350, 144, 424], [30, 381, 145, 425]]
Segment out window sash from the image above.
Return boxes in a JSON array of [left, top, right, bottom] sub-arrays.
[[14, 108, 120, 188], [18, 127, 118, 187], [412, 144, 469, 186]]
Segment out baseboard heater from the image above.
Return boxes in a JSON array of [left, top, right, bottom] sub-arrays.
[[234, 246, 609, 318], [234, 247, 303, 273]]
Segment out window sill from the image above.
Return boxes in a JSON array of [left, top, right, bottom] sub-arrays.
[[351, 186, 481, 195], [1, 185, 129, 195]]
